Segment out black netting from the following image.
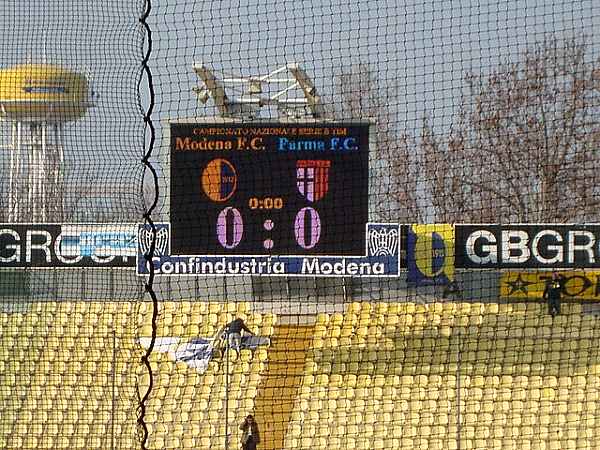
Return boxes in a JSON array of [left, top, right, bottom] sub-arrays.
[[1, 1, 600, 450]]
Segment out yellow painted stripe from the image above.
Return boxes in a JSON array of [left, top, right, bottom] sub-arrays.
[[253, 324, 314, 450]]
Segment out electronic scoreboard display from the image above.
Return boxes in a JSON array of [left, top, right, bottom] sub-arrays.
[[170, 122, 369, 256]]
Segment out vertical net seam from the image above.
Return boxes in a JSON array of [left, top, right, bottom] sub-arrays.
[[137, 0, 158, 448]]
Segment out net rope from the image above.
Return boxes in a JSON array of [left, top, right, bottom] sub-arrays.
[[1, 1, 600, 450]]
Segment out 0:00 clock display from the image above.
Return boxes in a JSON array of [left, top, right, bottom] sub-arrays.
[[248, 197, 284, 210], [217, 206, 321, 250]]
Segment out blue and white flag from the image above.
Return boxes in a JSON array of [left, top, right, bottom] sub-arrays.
[[138, 334, 270, 374]]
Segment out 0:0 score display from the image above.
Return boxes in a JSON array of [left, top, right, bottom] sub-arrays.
[[248, 197, 283, 210], [170, 122, 369, 256]]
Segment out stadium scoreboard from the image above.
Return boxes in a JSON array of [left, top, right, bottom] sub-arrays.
[[170, 122, 369, 256]]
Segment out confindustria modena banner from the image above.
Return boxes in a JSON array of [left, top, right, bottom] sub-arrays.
[[137, 223, 401, 277], [0, 224, 137, 268], [501, 271, 600, 300], [455, 224, 600, 269]]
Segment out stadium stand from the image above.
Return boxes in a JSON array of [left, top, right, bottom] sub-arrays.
[[0, 301, 274, 449], [280, 301, 600, 450], [1, 300, 599, 449], [3, 2, 600, 449]]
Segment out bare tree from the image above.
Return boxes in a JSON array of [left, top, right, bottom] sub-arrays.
[[334, 63, 423, 223], [421, 115, 484, 223], [64, 179, 144, 222], [422, 38, 600, 223]]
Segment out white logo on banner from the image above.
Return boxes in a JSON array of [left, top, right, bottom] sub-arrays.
[[138, 226, 169, 256], [368, 227, 399, 256]]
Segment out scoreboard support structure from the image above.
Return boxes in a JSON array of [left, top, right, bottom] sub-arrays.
[[149, 64, 390, 279], [192, 63, 325, 120]]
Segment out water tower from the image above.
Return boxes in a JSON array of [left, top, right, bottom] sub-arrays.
[[0, 64, 94, 222]]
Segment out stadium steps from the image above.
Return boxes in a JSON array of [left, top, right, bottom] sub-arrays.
[[254, 324, 314, 450], [136, 302, 277, 450]]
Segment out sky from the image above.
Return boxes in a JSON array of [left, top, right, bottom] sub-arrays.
[[0, 0, 598, 219], [148, 0, 600, 130]]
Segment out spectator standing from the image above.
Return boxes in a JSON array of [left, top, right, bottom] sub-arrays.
[[543, 271, 564, 317], [442, 280, 463, 301], [240, 414, 260, 450]]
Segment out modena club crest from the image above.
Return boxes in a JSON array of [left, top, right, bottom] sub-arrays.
[[201, 158, 238, 202], [407, 224, 455, 286]]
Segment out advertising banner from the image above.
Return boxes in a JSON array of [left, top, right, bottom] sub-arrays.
[[406, 224, 454, 285], [0, 224, 136, 268], [455, 224, 600, 269], [137, 222, 400, 277], [501, 271, 600, 300]]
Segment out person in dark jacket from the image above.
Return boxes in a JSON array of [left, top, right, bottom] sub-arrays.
[[240, 414, 260, 450], [442, 280, 463, 301], [543, 271, 564, 317], [225, 318, 253, 354]]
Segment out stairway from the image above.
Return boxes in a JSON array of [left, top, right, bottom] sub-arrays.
[[253, 324, 314, 450]]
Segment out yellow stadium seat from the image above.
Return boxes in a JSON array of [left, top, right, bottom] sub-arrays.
[[315, 312, 329, 327], [529, 440, 546, 450], [397, 302, 417, 315], [347, 302, 361, 315], [325, 312, 341, 327], [195, 436, 210, 448], [565, 303, 582, 315]]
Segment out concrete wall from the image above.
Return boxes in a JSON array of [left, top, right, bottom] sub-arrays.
[[1, 269, 502, 305]]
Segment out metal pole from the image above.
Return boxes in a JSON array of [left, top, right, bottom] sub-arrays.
[[41, 123, 47, 222], [111, 329, 117, 450], [110, 269, 115, 302], [8, 122, 16, 221], [81, 268, 86, 301], [53, 269, 59, 302], [18, 122, 27, 222], [56, 123, 65, 221], [16, 122, 22, 220], [342, 277, 348, 302], [28, 124, 36, 221], [456, 327, 461, 450], [225, 335, 230, 450]]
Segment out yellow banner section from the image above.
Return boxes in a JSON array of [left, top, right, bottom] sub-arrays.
[[501, 271, 600, 300], [410, 224, 455, 283]]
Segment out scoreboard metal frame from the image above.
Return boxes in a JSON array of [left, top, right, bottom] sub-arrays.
[[169, 121, 370, 257], [138, 119, 401, 277]]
